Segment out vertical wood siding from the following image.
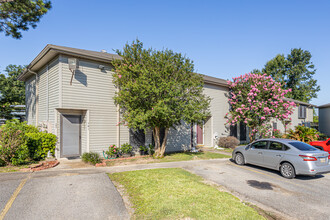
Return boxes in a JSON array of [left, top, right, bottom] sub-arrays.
[[166, 121, 191, 152], [319, 108, 330, 136]]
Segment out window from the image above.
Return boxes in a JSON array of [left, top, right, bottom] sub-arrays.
[[272, 122, 277, 130], [269, 142, 283, 151], [298, 105, 306, 119], [251, 141, 268, 149], [289, 142, 317, 151]]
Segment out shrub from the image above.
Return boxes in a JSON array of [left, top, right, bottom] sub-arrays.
[[25, 132, 57, 161], [0, 125, 29, 165], [317, 133, 328, 141], [139, 145, 149, 154], [148, 144, 155, 155], [272, 129, 283, 138], [0, 120, 56, 166], [218, 136, 240, 149], [286, 125, 320, 143], [120, 143, 133, 154], [2, 120, 39, 134], [82, 152, 102, 165], [0, 158, 5, 167], [106, 145, 118, 158]]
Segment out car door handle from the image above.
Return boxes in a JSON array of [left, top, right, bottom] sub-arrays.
[[258, 152, 263, 155], [276, 155, 282, 157]]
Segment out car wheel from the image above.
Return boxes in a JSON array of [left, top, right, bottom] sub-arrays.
[[280, 162, 295, 179], [235, 153, 245, 165]]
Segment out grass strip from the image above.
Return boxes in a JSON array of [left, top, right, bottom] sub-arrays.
[[109, 168, 264, 220]]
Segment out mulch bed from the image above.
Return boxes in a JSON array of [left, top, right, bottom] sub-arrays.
[[95, 155, 151, 167], [20, 160, 60, 172]]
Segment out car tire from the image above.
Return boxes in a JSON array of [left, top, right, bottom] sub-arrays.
[[235, 153, 245, 165], [280, 162, 295, 179]]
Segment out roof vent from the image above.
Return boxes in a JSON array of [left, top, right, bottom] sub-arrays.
[[101, 49, 107, 53]]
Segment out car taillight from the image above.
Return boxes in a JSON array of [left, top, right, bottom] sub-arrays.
[[299, 155, 317, 161], [328, 153, 330, 160]]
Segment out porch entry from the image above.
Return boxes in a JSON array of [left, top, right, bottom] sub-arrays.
[[61, 114, 81, 157]]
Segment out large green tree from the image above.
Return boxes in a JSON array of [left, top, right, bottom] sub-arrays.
[[0, 0, 51, 39], [112, 40, 211, 158], [0, 64, 25, 119], [262, 48, 320, 102]]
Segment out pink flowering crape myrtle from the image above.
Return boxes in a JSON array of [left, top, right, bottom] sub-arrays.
[[225, 73, 296, 141]]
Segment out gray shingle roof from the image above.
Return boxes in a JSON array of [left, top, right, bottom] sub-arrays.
[[318, 103, 330, 108]]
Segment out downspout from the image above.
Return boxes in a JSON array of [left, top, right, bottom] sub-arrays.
[[27, 69, 38, 127], [116, 86, 120, 148]]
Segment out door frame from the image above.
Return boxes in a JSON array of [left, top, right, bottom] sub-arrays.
[[60, 114, 82, 158]]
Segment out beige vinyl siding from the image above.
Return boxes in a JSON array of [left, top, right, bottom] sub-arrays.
[[38, 67, 47, 123], [25, 75, 37, 125], [288, 105, 313, 130], [48, 58, 60, 133], [272, 105, 314, 134], [202, 83, 230, 147], [60, 56, 122, 154]]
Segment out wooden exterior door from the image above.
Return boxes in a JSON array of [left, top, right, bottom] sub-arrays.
[[197, 124, 203, 145]]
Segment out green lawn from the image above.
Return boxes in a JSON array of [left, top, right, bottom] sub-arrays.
[[109, 168, 264, 220], [105, 151, 230, 166]]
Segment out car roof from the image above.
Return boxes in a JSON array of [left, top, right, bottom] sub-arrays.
[[255, 138, 300, 144]]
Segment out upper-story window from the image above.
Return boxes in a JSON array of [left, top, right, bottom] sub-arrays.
[[298, 105, 307, 119]]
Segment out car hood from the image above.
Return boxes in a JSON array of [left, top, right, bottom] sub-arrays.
[[234, 145, 247, 152]]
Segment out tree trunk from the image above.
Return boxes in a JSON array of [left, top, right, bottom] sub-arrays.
[[154, 127, 169, 158]]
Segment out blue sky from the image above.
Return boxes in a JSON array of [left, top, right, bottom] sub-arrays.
[[0, 0, 329, 106]]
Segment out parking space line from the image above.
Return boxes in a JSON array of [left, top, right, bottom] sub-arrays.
[[228, 162, 315, 191], [0, 174, 31, 220]]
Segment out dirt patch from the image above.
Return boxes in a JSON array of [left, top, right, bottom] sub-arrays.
[[198, 146, 232, 156], [20, 160, 59, 172], [96, 155, 154, 167]]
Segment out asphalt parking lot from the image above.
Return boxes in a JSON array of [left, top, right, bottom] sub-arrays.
[[182, 159, 330, 220], [0, 169, 129, 220], [0, 159, 329, 220]]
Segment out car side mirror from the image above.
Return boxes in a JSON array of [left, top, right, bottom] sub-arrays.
[[327, 141, 330, 146], [245, 145, 251, 150]]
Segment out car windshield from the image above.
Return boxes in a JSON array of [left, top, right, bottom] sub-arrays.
[[289, 142, 317, 151]]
